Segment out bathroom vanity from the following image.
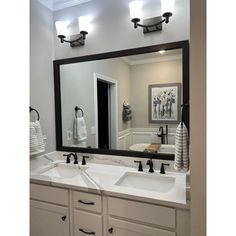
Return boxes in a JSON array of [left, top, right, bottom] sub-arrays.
[[30, 155, 190, 236], [30, 40, 191, 236]]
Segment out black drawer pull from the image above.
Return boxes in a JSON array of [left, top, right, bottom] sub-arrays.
[[79, 228, 95, 235], [78, 200, 95, 205], [61, 215, 66, 221], [108, 227, 113, 233]]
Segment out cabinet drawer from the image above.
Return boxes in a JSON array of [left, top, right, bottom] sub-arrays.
[[73, 191, 102, 213], [30, 184, 69, 206], [108, 217, 175, 236], [74, 210, 102, 236], [108, 197, 175, 229]]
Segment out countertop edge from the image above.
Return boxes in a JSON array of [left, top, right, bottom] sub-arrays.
[[30, 178, 190, 209]]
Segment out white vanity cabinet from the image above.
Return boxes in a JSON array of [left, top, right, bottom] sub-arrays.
[[30, 183, 189, 236], [30, 184, 70, 236]]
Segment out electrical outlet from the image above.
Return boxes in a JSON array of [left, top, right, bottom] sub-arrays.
[[90, 126, 96, 134]]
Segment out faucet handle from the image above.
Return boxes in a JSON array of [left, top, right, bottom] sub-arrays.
[[134, 160, 143, 172], [63, 153, 71, 164], [160, 163, 170, 174], [82, 156, 89, 165]]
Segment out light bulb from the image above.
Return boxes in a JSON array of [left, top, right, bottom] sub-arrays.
[[161, 0, 175, 14], [55, 21, 68, 36], [129, 1, 143, 20], [78, 16, 91, 33]]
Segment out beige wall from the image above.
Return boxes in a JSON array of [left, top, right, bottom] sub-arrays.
[[130, 59, 182, 128], [190, 0, 206, 235], [60, 58, 131, 147]]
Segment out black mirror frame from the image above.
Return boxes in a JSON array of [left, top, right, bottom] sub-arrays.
[[53, 40, 189, 161]]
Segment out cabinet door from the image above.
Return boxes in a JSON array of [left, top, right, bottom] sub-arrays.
[[108, 218, 175, 236], [30, 200, 69, 236]]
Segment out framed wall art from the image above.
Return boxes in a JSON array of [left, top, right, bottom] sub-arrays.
[[148, 83, 181, 123]]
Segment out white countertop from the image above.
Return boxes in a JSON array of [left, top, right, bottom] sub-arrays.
[[30, 155, 189, 209]]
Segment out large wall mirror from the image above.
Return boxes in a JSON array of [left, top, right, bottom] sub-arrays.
[[54, 41, 189, 160]]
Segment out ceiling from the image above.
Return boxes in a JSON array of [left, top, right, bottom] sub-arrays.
[[38, 0, 93, 11]]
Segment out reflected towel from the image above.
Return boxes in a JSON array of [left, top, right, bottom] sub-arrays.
[[174, 122, 189, 171], [73, 117, 87, 142], [30, 121, 45, 155]]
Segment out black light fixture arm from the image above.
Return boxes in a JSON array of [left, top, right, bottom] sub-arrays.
[[131, 12, 172, 29], [133, 18, 165, 29], [58, 31, 88, 47], [58, 35, 82, 44]]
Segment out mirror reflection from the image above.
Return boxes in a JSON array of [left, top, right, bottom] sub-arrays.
[[60, 48, 183, 155]]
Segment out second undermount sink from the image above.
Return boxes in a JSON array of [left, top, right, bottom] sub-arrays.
[[115, 172, 175, 193], [40, 163, 88, 179]]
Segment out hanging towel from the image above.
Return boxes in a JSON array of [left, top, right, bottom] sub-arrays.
[[73, 117, 87, 142], [30, 121, 45, 155], [174, 122, 189, 171]]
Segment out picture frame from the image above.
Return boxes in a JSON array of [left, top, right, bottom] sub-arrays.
[[148, 83, 181, 123]]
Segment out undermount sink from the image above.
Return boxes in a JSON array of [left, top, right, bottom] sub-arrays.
[[40, 163, 88, 179], [115, 171, 175, 193]]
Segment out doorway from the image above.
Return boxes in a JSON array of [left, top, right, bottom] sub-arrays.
[[97, 80, 109, 149], [94, 73, 118, 149]]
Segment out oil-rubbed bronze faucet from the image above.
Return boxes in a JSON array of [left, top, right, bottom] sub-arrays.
[[157, 125, 168, 144], [146, 158, 154, 173]]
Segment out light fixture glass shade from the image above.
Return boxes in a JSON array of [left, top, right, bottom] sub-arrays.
[[55, 21, 68, 36], [78, 16, 91, 33], [129, 1, 143, 20], [161, 0, 175, 14]]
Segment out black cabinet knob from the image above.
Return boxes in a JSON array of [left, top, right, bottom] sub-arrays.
[[108, 227, 113, 233], [61, 215, 66, 221]]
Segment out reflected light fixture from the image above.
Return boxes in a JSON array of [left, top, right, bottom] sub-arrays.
[[158, 50, 166, 54], [129, 0, 175, 33], [55, 16, 90, 47]]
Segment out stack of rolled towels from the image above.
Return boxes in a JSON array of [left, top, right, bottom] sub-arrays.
[[30, 120, 45, 156]]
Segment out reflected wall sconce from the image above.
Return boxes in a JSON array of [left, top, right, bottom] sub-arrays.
[[129, 0, 175, 33], [55, 16, 90, 47]]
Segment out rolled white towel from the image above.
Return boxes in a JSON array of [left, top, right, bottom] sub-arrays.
[[30, 121, 45, 156], [174, 122, 189, 171], [73, 117, 87, 142]]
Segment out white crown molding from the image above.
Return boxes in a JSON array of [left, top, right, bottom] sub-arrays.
[[53, 0, 93, 11], [122, 54, 182, 66]]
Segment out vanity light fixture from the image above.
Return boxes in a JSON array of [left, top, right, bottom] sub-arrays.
[[55, 16, 90, 47], [129, 0, 175, 33]]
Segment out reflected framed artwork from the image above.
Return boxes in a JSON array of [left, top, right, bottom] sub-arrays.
[[148, 83, 181, 123]]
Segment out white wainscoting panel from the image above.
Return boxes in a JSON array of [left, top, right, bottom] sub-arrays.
[[118, 127, 177, 150]]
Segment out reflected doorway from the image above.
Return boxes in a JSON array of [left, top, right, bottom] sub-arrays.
[[94, 73, 118, 149], [97, 80, 109, 149]]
